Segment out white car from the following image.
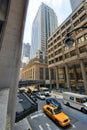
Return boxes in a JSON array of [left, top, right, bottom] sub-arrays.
[[36, 92, 45, 100]]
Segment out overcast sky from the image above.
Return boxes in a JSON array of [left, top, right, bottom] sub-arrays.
[[23, 0, 72, 44]]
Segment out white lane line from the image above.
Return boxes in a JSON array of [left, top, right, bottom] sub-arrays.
[[46, 123, 50, 127], [30, 113, 44, 119], [46, 123, 52, 130], [72, 124, 76, 128], [39, 125, 44, 130]]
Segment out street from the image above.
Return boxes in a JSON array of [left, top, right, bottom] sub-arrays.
[[27, 94, 87, 130]]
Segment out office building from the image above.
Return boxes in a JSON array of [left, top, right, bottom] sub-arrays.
[[22, 43, 31, 60], [31, 2, 58, 58], [36, 50, 48, 63], [21, 43, 31, 65], [70, 0, 84, 11], [48, 0, 87, 93]]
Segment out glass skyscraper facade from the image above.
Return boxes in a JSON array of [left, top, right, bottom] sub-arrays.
[[31, 3, 58, 58], [70, 0, 83, 11]]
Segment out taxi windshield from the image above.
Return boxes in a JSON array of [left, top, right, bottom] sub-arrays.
[[53, 108, 61, 114]]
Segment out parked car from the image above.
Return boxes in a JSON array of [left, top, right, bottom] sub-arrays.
[[46, 98, 61, 108], [43, 105, 70, 127], [30, 94, 37, 102], [35, 92, 45, 100]]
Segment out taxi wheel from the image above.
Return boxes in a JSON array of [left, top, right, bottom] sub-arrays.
[[55, 119, 59, 125]]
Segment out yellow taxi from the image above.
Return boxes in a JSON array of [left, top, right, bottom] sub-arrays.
[[43, 105, 70, 127]]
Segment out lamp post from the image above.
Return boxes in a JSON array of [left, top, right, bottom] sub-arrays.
[[64, 26, 87, 94], [65, 26, 87, 46]]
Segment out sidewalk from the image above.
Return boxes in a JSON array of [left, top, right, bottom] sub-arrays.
[[15, 118, 32, 130], [51, 90, 63, 99]]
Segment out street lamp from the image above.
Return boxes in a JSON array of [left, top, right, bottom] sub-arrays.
[[65, 26, 87, 46]]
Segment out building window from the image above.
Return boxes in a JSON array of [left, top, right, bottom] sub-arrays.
[[58, 49, 62, 54], [54, 39, 57, 43], [61, 25, 65, 30], [69, 73, 75, 79], [70, 50, 77, 57], [76, 28, 82, 35], [80, 14, 87, 22], [53, 33, 56, 38], [54, 45, 57, 49], [77, 36, 84, 44], [59, 56, 63, 61], [55, 58, 58, 62], [62, 31, 66, 37], [64, 46, 69, 51], [56, 30, 60, 35], [55, 51, 58, 55], [74, 20, 79, 27], [67, 26, 71, 33], [65, 53, 70, 59], [65, 19, 70, 26], [57, 36, 61, 41], [79, 46, 87, 53], [84, 33, 87, 40], [58, 42, 61, 47], [72, 13, 77, 20], [40, 68, 43, 79], [45, 68, 49, 79], [51, 68, 55, 80], [77, 72, 83, 80], [78, 6, 84, 14]]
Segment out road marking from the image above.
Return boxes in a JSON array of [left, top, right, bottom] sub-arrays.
[[46, 123, 52, 130], [46, 123, 50, 127], [30, 113, 44, 119], [39, 125, 44, 130], [72, 124, 76, 128]]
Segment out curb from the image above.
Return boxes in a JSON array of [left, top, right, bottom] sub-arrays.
[[27, 117, 32, 130]]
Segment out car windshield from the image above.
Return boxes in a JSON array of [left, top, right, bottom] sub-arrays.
[[52, 99, 57, 103], [82, 98, 87, 103], [53, 108, 61, 114], [40, 94, 44, 96]]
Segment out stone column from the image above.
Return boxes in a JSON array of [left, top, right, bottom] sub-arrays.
[[0, 0, 29, 130], [80, 60, 87, 94], [49, 68, 52, 92], [65, 64, 70, 89], [55, 66, 59, 90]]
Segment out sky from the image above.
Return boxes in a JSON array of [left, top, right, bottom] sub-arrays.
[[23, 0, 72, 44]]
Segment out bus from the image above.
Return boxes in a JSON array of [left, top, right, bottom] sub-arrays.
[[63, 92, 87, 113]]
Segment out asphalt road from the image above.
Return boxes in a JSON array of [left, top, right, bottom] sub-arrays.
[[27, 95, 87, 130]]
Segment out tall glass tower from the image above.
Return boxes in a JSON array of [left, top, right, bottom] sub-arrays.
[[70, 0, 84, 11], [31, 3, 58, 58]]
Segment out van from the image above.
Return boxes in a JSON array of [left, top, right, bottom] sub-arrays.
[[40, 87, 50, 96], [63, 92, 87, 113]]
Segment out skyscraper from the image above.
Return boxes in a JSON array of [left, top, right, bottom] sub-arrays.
[[31, 2, 58, 58], [22, 43, 31, 60], [70, 0, 84, 11], [21, 43, 31, 66]]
